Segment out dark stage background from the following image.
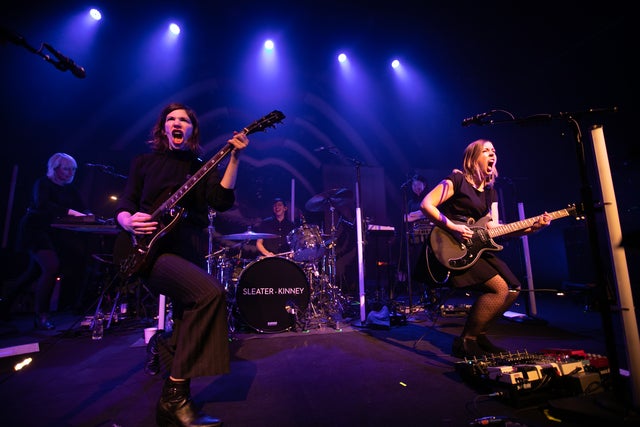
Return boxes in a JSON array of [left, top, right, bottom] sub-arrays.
[[1, 2, 637, 296]]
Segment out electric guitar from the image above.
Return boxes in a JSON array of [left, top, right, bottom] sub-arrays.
[[428, 204, 580, 271], [115, 110, 286, 280]]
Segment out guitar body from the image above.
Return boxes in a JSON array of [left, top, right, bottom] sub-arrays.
[[428, 204, 579, 271], [114, 208, 185, 279], [429, 216, 503, 271]]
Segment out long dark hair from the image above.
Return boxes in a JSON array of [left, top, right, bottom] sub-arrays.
[[147, 102, 202, 154]]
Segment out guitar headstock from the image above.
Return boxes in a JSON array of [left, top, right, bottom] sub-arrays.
[[244, 110, 286, 135], [567, 203, 585, 221]]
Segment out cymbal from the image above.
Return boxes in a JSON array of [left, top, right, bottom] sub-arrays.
[[222, 230, 279, 240], [305, 188, 353, 212]]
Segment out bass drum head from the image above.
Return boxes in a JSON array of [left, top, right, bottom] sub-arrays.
[[235, 257, 310, 333]]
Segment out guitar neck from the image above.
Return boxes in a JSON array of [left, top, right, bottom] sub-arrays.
[[151, 144, 233, 219], [148, 109, 285, 220], [488, 208, 572, 239]]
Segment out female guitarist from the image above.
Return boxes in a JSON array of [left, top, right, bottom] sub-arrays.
[[114, 103, 249, 427], [420, 139, 552, 359]]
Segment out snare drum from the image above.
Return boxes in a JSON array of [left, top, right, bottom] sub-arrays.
[[287, 224, 326, 262], [214, 256, 250, 292], [235, 257, 310, 333]]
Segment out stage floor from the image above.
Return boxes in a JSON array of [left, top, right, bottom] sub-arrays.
[[0, 289, 638, 427]]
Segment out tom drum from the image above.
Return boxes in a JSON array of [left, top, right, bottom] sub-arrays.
[[235, 257, 310, 333], [286, 224, 326, 262]]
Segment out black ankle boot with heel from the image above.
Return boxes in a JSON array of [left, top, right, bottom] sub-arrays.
[[34, 313, 55, 330], [452, 336, 489, 358], [476, 334, 506, 354], [156, 378, 222, 427]]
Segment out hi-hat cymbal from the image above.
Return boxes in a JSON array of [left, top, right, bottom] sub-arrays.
[[305, 188, 353, 212], [222, 230, 279, 240]]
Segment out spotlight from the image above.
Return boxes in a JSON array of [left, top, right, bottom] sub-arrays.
[[169, 23, 180, 35], [89, 8, 102, 21], [264, 39, 274, 50]]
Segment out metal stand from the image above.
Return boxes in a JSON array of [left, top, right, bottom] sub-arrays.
[[300, 258, 347, 331], [308, 203, 347, 330], [400, 182, 413, 312], [326, 203, 338, 288], [319, 149, 368, 327], [352, 161, 367, 326], [206, 208, 216, 275]]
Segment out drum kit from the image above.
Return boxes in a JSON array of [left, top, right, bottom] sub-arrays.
[[209, 188, 353, 334]]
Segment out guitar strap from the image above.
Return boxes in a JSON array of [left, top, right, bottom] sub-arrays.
[[425, 241, 451, 284], [485, 186, 492, 218]]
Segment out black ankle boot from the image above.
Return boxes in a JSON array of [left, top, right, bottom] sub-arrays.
[[156, 378, 222, 427], [452, 336, 489, 359], [476, 334, 506, 354], [34, 313, 55, 330]]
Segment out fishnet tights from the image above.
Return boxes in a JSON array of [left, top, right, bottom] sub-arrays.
[[461, 274, 519, 338]]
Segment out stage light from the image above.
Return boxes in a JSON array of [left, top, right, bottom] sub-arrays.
[[264, 39, 274, 50], [89, 9, 102, 21], [391, 59, 400, 69], [338, 53, 347, 63], [14, 357, 33, 372], [169, 23, 181, 35]]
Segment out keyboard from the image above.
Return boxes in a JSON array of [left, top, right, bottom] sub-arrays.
[[54, 214, 97, 224]]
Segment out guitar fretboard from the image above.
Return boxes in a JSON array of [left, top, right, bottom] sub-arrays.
[[488, 207, 574, 239]]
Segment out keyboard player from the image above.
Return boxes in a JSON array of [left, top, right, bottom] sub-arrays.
[[399, 174, 432, 296], [12, 153, 94, 329], [404, 174, 433, 244]]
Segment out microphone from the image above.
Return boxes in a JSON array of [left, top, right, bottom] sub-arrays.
[[461, 110, 495, 127], [86, 163, 113, 171], [400, 178, 412, 189], [43, 43, 86, 79]]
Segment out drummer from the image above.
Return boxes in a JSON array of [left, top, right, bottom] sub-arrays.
[[255, 197, 296, 257]]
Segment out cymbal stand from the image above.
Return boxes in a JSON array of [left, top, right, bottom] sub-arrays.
[[301, 203, 347, 330], [325, 202, 337, 288], [206, 208, 216, 275], [204, 208, 239, 334]]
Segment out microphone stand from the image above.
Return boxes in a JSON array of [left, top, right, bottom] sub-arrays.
[[325, 149, 368, 326], [1, 27, 80, 76], [354, 160, 366, 326], [400, 182, 413, 313]]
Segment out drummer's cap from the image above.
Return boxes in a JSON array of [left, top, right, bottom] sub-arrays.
[[273, 197, 287, 206]]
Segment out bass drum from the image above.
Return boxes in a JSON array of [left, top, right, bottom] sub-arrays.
[[235, 257, 310, 333]]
